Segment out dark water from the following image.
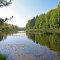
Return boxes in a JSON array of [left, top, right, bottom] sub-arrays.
[[0, 31, 60, 60]]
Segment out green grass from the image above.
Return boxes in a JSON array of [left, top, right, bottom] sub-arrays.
[[0, 54, 6, 60], [26, 28, 60, 34]]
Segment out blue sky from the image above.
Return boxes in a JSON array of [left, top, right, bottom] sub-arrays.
[[0, 0, 60, 27]]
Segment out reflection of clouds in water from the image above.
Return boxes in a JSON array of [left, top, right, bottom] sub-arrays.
[[12, 32, 26, 37], [0, 32, 60, 60], [0, 44, 59, 60]]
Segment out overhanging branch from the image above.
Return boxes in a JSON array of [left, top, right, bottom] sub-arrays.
[[0, 0, 12, 7]]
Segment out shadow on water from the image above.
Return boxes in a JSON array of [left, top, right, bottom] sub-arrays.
[[26, 32, 60, 57]]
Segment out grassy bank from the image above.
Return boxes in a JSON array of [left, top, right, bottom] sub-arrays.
[[26, 28, 60, 34], [0, 54, 6, 60]]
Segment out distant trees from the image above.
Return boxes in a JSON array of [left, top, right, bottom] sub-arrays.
[[26, 16, 38, 29], [0, 16, 18, 32], [26, 2, 60, 30], [18, 27, 26, 31]]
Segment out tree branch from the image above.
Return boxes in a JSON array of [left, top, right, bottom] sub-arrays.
[[0, 0, 12, 7]]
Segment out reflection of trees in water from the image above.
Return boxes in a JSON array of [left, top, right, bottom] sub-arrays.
[[0, 31, 14, 41], [0, 32, 7, 41], [26, 32, 35, 42], [55, 34, 60, 56], [0, 34, 3, 41], [26, 32, 60, 56]]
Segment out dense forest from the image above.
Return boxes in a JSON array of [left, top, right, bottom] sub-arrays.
[[26, 2, 60, 33]]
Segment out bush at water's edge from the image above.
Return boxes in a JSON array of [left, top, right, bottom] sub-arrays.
[[0, 54, 6, 60]]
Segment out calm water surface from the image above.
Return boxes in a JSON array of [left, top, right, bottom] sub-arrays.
[[0, 31, 60, 60]]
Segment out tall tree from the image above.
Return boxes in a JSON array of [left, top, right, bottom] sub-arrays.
[[26, 2, 60, 30]]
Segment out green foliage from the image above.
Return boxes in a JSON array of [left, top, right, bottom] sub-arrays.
[[26, 2, 60, 31], [1, 23, 18, 32], [35, 14, 45, 29], [0, 54, 6, 60], [0, 18, 4, 25], [0, 18, 18, 32], [26, 20, 31, 29], [26, 16, 38, 29]]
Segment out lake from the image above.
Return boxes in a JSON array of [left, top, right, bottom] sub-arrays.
[[0, 31, 60, 60]]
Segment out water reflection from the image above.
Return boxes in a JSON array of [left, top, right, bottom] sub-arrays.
[[0, 32, 7, 41], [0, 31, 15, 41], [0, 31, 60, 60], [26, 32, 60, 56]]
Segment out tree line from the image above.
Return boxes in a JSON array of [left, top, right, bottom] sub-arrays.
[[26, 2, 60, 32], [0, 17, 18, 32]]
